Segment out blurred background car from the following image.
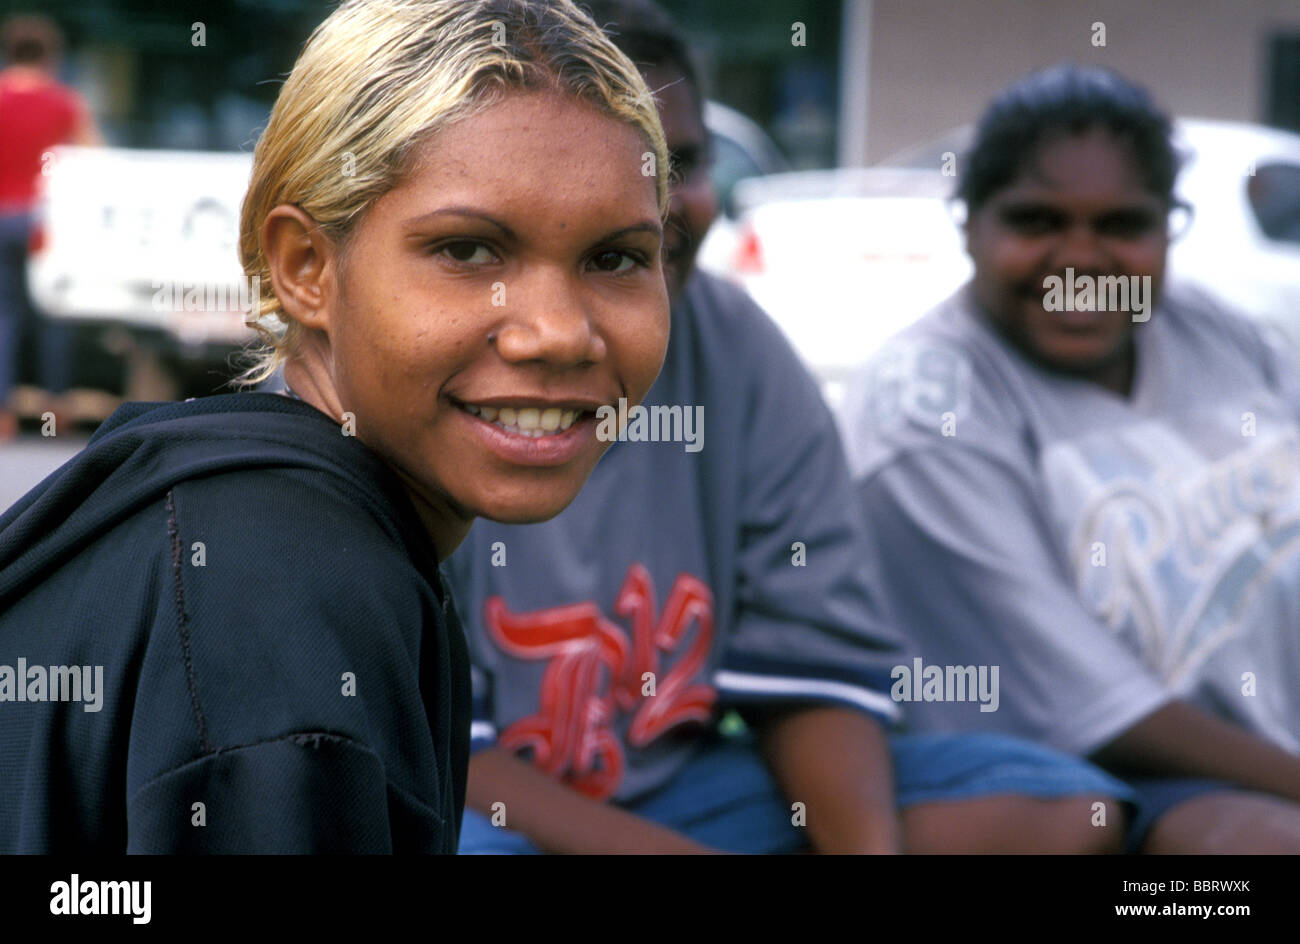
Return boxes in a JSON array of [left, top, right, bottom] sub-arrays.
[[697, 166, 970, 406], [694, 100, 790, 275]]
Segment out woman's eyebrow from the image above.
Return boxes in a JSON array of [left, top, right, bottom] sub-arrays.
[[402, 209, 660, 243], [596, 221, 663, 242], [997, 199, 1058, 211], [997, 196, 1159, 213], [402, 206, 517, 239]]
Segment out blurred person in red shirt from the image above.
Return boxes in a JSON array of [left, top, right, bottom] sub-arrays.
[[0, 14, 100, 440]]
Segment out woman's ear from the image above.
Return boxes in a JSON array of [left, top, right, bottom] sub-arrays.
[[262, 204, 339, 333]]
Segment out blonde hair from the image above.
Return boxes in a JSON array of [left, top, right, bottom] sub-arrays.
[[234, 0, 669, 388]]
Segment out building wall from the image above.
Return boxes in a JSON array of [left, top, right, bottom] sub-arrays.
[[859, 0, 1300, 163]]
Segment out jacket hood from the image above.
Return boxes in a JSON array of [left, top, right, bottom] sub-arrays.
[[0, 393, 431, 608]]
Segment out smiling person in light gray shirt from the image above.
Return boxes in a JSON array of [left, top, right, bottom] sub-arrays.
[[841, 65, 1300, 853]]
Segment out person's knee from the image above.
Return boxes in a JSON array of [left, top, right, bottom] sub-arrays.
[[1142, 792, 1300, 854], [1039, 794, 1126, 854], [901, 793, 1125, 853]]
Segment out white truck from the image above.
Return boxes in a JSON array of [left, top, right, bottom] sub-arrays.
[[27, 145, 258, 400]]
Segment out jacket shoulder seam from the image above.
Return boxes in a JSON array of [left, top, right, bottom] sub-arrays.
[[166, 487, 213, 754], [125, 730, 385, 809]]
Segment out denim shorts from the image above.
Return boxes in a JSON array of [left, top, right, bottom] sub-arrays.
[[457, 730, 1133, 854], [1122, 776, 1237, 853]]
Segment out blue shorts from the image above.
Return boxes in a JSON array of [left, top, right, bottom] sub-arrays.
[[1123, 777, 1238, 853], [457, 731, 1133, 854]]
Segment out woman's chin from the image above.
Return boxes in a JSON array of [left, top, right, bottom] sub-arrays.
[[470, 482, 589, 526]]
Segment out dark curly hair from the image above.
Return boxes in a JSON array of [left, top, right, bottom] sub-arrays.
[[958, 65, 1181, 214]]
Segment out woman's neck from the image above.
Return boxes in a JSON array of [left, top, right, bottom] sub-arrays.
[[1, 65, 54, 88], [284, 356, 471, 562]]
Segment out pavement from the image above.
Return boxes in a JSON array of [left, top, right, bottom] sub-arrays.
[[1, 385, 116, 514], [0, 432, 89, 515]]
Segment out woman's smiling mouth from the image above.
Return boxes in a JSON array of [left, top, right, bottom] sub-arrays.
[[459, 402, 584, 437], [453, 397, 612, 467]]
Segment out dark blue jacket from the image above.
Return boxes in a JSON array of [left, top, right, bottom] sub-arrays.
[[0, 393, 469, 852]]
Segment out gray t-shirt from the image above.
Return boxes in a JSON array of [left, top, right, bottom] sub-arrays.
[[445, 271, 905, 804], [839, 282, 1300, 756]]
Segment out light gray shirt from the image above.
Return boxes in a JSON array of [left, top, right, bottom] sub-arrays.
[[839, 282, 1300, 756]]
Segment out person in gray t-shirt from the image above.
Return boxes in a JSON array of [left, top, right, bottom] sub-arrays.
[[841, 65, 1300, 853], [445, 4, 1135, 855]]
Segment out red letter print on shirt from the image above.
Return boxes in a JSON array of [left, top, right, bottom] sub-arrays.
[[485, 563, 716, 799]]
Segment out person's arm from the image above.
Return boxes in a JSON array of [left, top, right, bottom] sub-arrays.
[[859, 443, 1300, 798], [127, 732, 400, 853], [711, 288, 908, 850], [752, 705, 899, 854], [1092, 701, 1300, 802], [40, 82, 101, 146], [147, 470, 465, 853], [857, 436, 1179, 754], [60, 84, 101, 145], [467, 747, 717, 853], [454, 613, 718, 853]]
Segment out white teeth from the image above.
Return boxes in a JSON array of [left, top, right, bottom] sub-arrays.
[[462, 402, 583, 436]]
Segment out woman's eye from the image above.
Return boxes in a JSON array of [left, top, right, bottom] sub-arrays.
[[590, 249, 640, 273], [437, 241, 496, 264], [1001, 207, 1063, 234], [1096, 211, 1159, 238]]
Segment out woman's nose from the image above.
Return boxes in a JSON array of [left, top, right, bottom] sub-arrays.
[[1049, 221, 1108, 273], [491, 272, 606, 366]]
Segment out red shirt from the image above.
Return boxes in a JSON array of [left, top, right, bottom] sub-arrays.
[[0, 72, 84, 212]]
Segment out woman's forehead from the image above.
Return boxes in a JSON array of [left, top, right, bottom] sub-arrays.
[[1006, 130, 1155, 199], [408, 92, 646, 171], [367, 92, 661, 232]]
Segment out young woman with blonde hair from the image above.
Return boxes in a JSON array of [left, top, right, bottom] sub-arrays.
[[0, 0, 671, 853]]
